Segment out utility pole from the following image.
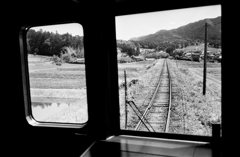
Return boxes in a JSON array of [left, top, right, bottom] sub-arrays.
[[124, 70, 128, 129], [203, 23, 207, 95], [203, 20, 214, 95]]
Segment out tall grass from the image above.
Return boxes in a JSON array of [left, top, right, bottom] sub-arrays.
[[51, 46, 84, 65], [62, 46, 77, 57], [61, 46, 76, 63], [170, 62, 221, 136]]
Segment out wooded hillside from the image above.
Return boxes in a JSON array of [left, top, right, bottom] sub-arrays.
[[130, 16, 221, 46], [27, 29, 84, 57]]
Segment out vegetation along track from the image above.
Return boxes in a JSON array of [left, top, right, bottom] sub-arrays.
[[134, 59, 172, 132]]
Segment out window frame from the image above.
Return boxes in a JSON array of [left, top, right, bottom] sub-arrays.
[[112, 2, 222, 143], [19, 22, 88, 129], [17, 0, 222, 143]]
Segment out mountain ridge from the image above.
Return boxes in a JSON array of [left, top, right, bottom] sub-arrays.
[[129, 16, 221, 44]]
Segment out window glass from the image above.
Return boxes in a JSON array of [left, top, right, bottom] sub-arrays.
[[26, 23, 87, 124], [116, 5, 221, 136]]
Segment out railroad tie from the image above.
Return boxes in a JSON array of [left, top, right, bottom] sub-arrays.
[[171, 118, 182, 121], [158, 85, 169, 87], [148, 121, 166, 124], [148, 110, 165, 113], [153, 102, 169, 107], [157, 91, 169, 94], [149, 107, 167, 113], [171, 125, 182, 127]]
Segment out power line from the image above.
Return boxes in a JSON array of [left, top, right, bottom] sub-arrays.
[[195, 21, 221, 41], [194, 25, 205, 40], [214, 21, 221, 25]]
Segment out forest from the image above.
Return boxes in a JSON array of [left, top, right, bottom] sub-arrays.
[[27, 29, 84, 58]]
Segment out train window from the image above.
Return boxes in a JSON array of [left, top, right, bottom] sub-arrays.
[[116, 5, 221, 136], [21, 23, 88, 126]]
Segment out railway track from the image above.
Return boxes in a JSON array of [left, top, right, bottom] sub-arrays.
[[134, 59, 172, 132]]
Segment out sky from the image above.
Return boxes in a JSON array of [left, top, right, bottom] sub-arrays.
[[31, 23, 84, 36], [116, 5, 221, 40]]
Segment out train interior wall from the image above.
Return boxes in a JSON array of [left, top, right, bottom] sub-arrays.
[[3, 0, 104, 156], [3, 0, 229, 156]]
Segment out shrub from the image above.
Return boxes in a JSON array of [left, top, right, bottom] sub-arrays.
[[158, 52, 169, 58], [76, 47, 84, 58], [118, 56, 133, 63], [61, 46, 80, 63], [52, 55, 62, 65], [172, 49, 184, 57], [61, 53, 71, 63], [145, 53, 168, 59], [165, 46, 175, 55], [62, 46, 77, 57], [117, 43, 136, 57]]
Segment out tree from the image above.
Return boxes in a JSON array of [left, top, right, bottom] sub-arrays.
[[135, 47, 140, 56], [27, 29, 84, 56], [165, 46, 175, 55]]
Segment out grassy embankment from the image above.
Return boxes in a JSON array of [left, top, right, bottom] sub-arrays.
[[118, 59, 164, 129], [118, 58, 221, 136], [168, 59, 221, 136]]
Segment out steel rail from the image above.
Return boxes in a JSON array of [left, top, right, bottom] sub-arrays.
[[127, 100, 155, 132], [127, 101, 151, 132], [134, 59, 166, 131], [165, 59, 172, 132]]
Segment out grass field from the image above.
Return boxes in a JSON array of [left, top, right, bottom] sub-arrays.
[[28, 54, 88, 123], [28, 55, 86, 89], [183, 44, 221, 54]]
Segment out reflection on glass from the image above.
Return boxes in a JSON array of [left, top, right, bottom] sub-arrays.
[[32, 102, 87, 123], [116, 5, 221, 136], [32, 102, 69, 121], [27, 23, 88, 124]]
